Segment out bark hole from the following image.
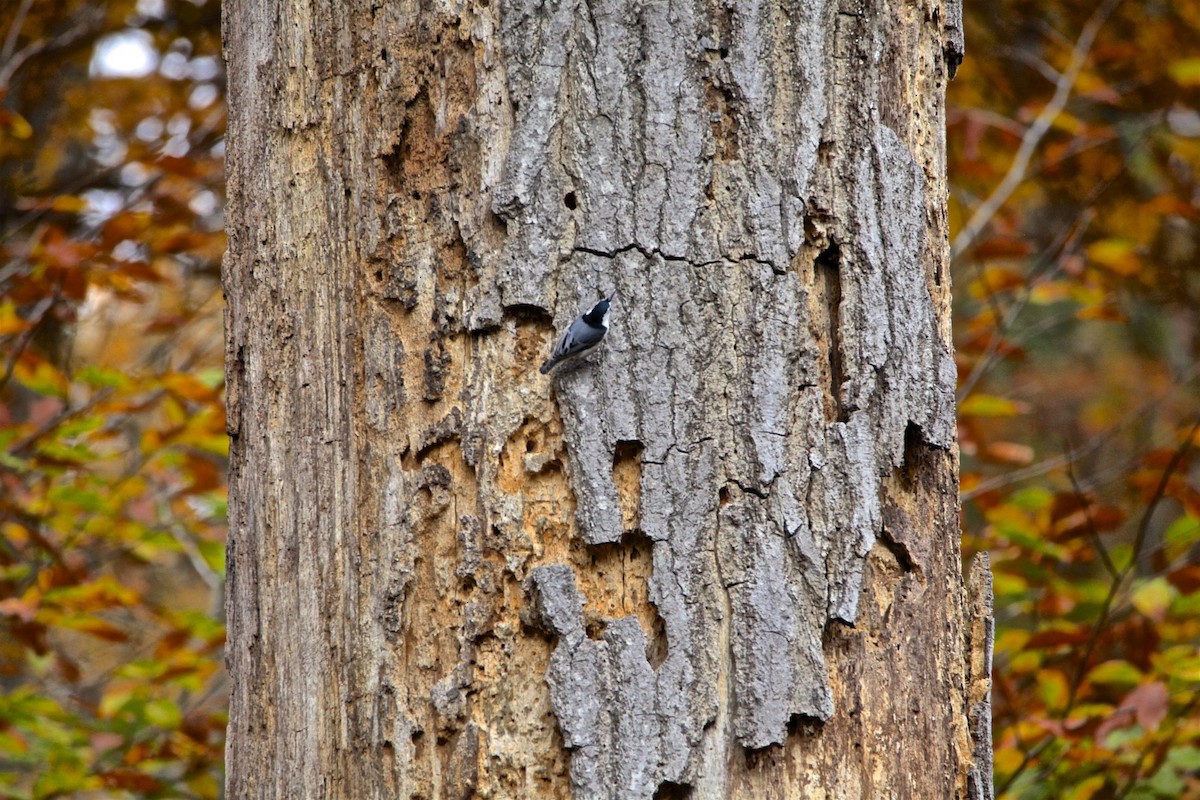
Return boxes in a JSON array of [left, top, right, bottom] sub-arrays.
[[497, 416, 563, 494], [612, 439, 644, 533], [585, 618, 607, 641], [876, 527, 915, 574], [898, 420, 927, 488], [815, 242, 847, 423], [785, 712, 823, 740], [503, 305, 556, 374], [502, 303, 553, 323], [386, 90, 439, 194], [653, 780, 694, 799], [584, 530, 668, 668], [703, 77, 740, 163]]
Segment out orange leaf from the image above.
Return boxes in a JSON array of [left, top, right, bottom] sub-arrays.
[[984, 442, 1035, 465], [101, 211, 151, 247], [67, 617, 131, 643], [162, 372, 219, 403], [1077, 305, 1127, 322], [972, 237, 1035, 260]]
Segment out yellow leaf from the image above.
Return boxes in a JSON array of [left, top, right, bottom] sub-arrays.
[[1131, 577, 1174, 621], [50, 195, 88, 213], [1086, 238, 1140, 276], [1064, 775, 1107, 800], [0, 301, 30, 335], [1169, 57, 1200, 87], [1037, 668, 1069, 710], [6, 112, 33, 139], [959, 394, 1028, 417], [994, 746, 1024, 775]]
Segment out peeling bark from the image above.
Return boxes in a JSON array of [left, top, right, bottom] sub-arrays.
[[223, 0, 989, 797]]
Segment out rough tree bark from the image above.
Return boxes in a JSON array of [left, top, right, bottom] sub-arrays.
[[223, 0, 992, 797]]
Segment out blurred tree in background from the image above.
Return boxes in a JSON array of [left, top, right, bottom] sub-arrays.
[[1, 0, 1198, 798], [0, 0, 226, 796], [952, 1, 1200, 798]]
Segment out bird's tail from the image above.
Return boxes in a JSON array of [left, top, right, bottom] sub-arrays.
[[539, 359, 554, 374]]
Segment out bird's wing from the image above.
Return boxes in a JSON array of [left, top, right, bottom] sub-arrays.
[[541, 321, 606, 372], [552, 321, 605, 361]]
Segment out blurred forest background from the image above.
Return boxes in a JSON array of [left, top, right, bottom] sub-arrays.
[[0, 0, 1197, 797]]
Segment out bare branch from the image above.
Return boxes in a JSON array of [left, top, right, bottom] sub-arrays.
[[1, 0, 35, 64], [951, 0, 1122, 260]]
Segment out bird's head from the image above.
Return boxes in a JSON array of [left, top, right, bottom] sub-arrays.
[[583, 295, 613, 326]]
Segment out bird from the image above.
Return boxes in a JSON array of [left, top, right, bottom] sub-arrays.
[[540, 295, 613, 374]]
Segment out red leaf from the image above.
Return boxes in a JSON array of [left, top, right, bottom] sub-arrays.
[[1127, 681, 1169, 733], [1026, 627, 1090, 648], [1166, 565, 1200, 594], [100, 769, 163, 792]]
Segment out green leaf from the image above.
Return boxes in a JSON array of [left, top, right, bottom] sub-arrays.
[[143, 698, 182, 729], [1161, 515, 1200, 562], [195, 367, 225, 389], [1010, 486, 1054, 512], [1145, 764, 1184, 797], [1166, 746, 1200, 772], [76, 365, 131, 389], [197, 538, 226, 574], [46, 485, 105, 513], [1088, 660, 1143, 686]]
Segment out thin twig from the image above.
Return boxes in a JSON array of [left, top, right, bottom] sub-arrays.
[[956, 204, 1095, 402], [1066, 452, 1120, 580], [0, 0, 35, 64]]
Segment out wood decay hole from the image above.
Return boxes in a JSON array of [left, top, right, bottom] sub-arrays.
[[612, 439, 644, 533], [815, 242, 848, 423], [876, 526, 914, 574], [496, 415, 562, 495], [898, 420, 926, 489], [703, 77, 740, 162], [582, 528, 669, 669], [718, 485, 731, 507], [501, 306, 555, 375], [738, 714, 823, 767], [653, 779, 694, 799]]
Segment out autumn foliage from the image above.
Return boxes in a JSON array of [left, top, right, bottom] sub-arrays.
[[0, 1, 226, 796], [952, 1, 1200, 797], [1, 0, 1199, 797]]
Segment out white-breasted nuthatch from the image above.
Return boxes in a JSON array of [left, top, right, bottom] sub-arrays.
[[540, 295, 613, 374]]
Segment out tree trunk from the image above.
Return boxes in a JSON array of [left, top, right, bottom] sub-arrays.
[[222, 0, 991, 797]]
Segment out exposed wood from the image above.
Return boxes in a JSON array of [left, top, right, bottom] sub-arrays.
[[222, 0, 989, 796]]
